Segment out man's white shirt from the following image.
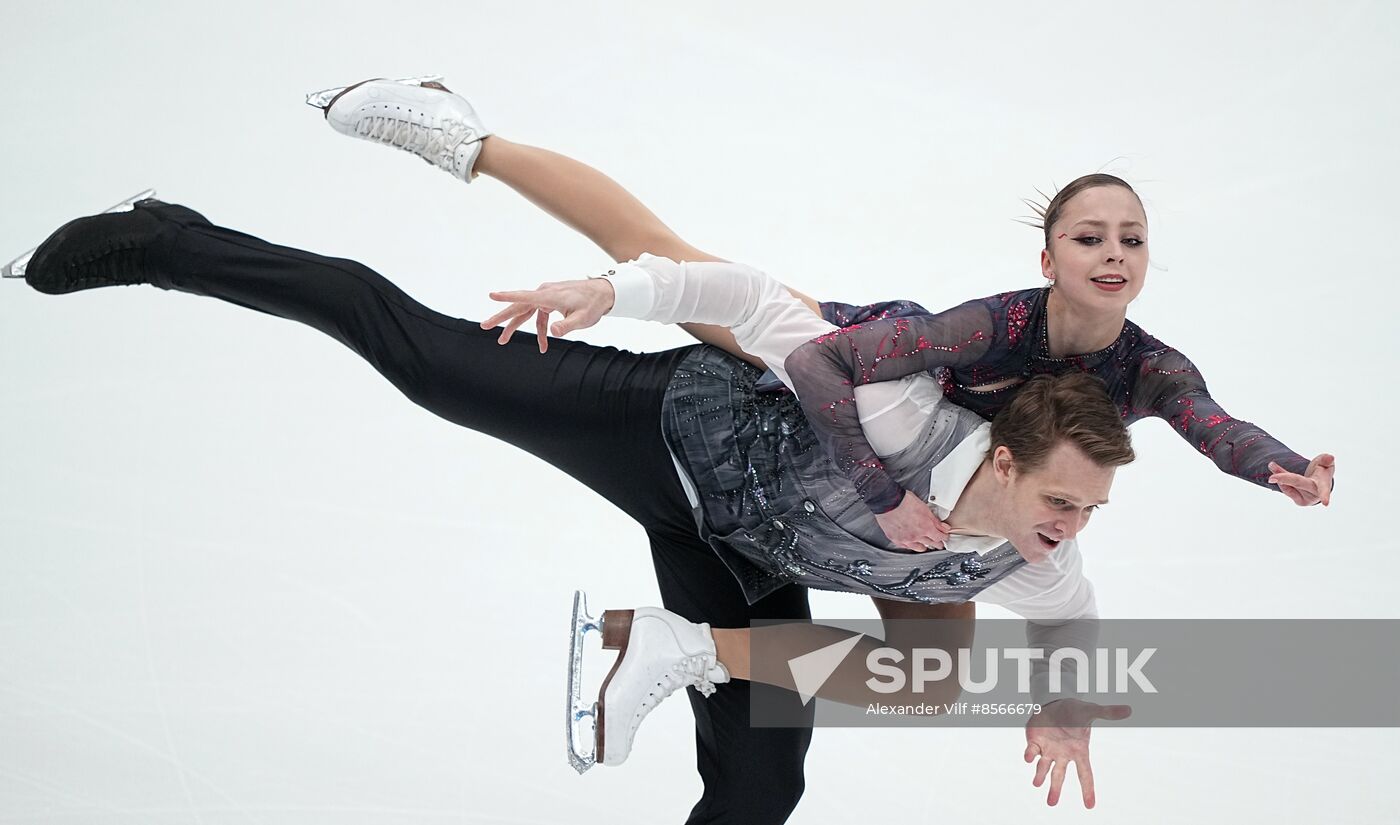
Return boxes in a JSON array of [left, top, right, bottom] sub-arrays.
[[603, 254, 1097, 622]]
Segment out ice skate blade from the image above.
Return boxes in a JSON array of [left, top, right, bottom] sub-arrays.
[[566, 589, 603, 774], [304, 75, 445, 110], [3, 189, 156, 279]]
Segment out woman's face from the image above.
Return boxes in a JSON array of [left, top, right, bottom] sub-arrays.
[[1040, 186, 1149, 311]]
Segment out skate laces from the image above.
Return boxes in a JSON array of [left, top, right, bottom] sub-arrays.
[[646, 654, 720, 709], [355, 115, 477, 174]]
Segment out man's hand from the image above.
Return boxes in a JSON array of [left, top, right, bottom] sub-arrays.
[[1024, 698, 1131, 807], [481, 278, 616, 353], [874, 490, 951, 551], [1268, 453, 1335, 507]]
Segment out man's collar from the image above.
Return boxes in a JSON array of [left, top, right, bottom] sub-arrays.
[[927, 422, 992, 516], [929, 424, 1010, 558]]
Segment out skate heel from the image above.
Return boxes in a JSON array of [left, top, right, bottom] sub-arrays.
[[601, 610, 634, 650]]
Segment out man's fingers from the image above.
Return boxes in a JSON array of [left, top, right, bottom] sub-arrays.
[[1024, 743, 1041, 763], [1097, 703, 1133, 721], [481, 302, 531, 330], [497, 309, 535, 345], [535, 309, 549, 354], [1047, 759, 1067, 806], [488, 289, 547, 304], [1032, 755, 1052, 787], [1075, 756, 1096, 809], [552, 310, 594, 338]]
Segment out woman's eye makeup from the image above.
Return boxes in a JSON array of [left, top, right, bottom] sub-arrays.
[[1073, 235, 1145, 247]]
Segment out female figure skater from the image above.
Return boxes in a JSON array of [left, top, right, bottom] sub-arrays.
[[311, 77, 1335, 552], [17, 193, 1130, 817]]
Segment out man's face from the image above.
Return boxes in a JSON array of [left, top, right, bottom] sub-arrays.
[[994, 442, 1116, 564]]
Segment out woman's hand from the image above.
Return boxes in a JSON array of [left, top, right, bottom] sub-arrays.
[[481, 278, 616, 353], [1267, 453, 1335, 506], [1024, 698, 1132, 808], [874, 490, 952, 551]]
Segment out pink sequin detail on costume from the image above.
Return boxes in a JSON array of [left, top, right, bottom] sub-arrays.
[[1006, 300, 1030, 346], [818, 394, 858, 422], [1170, 397, 1234, 450], [847, 319, 987, 384], [813, 324, 863, 345]]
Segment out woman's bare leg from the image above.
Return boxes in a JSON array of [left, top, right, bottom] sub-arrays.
[[710, 600, 975, 706], [475, 136, 714, 264], [474, 136, 820, 368]]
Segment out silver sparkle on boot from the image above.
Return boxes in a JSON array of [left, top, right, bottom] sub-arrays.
[[3, 189, 157, 280], [303, 75, 444, 110]]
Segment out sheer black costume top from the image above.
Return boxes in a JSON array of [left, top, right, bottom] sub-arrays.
[[788, 287, 1311, 513]]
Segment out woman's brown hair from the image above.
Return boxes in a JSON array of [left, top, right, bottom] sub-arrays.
[[1023, 173, 1145, 249]]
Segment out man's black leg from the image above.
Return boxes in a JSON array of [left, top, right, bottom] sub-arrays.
[[645, 523, 813, 825]]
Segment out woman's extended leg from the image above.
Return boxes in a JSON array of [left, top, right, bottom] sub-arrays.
[[475, 136, 715, 265], [473, 135, 823, 368], [320, 80, 821, 366]]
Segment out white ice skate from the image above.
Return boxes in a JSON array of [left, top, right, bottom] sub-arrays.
[[307, 76, 491, 183], [3, 189, 157, 280], [566, 590, 729, 773], [303, 75, 444, 110]]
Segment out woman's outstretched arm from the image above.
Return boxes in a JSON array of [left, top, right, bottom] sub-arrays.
[[474, 136, 819, 367]]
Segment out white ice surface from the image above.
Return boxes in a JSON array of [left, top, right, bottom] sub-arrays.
[[1, 1, 1397, 822]]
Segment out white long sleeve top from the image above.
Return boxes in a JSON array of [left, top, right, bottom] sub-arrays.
[[602, 255, 1097, 642]]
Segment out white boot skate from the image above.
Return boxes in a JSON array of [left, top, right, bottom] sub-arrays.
[[3, 188, 157, 280], [309, 77, 491, 183], [566, 590, 730, 773], [303, 75, 444, 110]]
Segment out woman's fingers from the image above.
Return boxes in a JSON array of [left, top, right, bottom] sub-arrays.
[[1271, 472, 1321, 506], [1308, 454, 1335, 505]]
